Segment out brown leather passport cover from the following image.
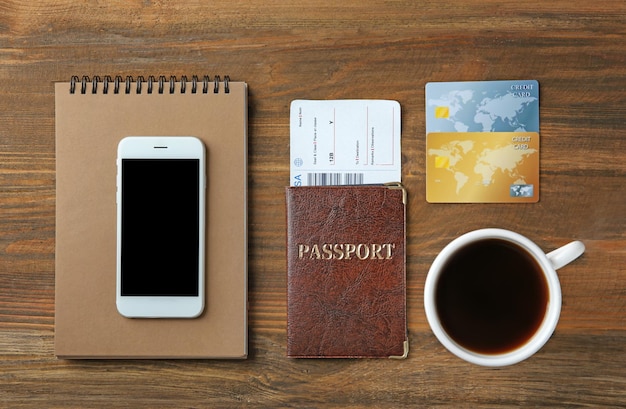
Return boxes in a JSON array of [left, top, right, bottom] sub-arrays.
[[286, 184, 408, 358]]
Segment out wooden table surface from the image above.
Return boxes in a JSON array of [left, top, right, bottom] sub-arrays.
[[1, 1, 624, 407]]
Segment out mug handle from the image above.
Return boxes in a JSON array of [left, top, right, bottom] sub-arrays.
[[546, 241, 585, 270]]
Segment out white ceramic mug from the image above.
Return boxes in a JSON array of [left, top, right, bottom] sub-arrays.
[[424, 228, 585, 367]]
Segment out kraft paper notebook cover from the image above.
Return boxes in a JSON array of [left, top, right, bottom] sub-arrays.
[[286, 184, 409, 358], [55, 75, 247, 358]]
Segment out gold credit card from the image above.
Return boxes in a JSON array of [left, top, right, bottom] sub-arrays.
[[426, 132, 539, 203]]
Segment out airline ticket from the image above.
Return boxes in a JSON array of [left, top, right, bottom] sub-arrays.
[[290, 100, 401, 186]]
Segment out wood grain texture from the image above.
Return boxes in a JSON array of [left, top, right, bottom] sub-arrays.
[[0, 0, 624, 407]]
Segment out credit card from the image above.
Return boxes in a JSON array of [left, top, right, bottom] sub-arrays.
[[426, 132, 539, 203], [425, 80, 539, 202], [425, 80, 539, 134]]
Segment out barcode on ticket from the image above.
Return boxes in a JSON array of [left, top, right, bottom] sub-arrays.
[[307, 173, 364, 186]]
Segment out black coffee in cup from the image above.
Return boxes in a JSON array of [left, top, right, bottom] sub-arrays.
[[435, 238, 549, 354]]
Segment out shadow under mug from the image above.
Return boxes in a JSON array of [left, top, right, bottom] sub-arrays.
[[424, 228, 585, 367]]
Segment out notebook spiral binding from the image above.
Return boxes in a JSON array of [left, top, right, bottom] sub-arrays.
[[69, 75, 230, 95]]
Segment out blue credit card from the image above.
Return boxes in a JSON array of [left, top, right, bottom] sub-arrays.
[[425, 80, 539, 134]]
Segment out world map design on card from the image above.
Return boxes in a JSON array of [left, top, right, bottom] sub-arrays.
[[426, 132, 539, 203], [425, 80, 539, 203]]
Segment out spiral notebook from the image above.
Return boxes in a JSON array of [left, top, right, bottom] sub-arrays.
[[54, 75, 248, 358]]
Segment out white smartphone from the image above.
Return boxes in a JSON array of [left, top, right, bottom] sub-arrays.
[[116, 136, 206, 318]]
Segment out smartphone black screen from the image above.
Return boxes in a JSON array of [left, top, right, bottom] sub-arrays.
[[121, 159, 200, 296]]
